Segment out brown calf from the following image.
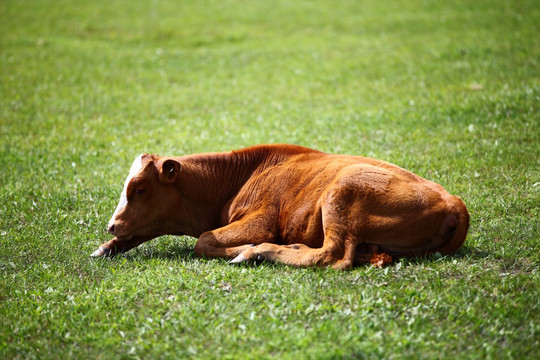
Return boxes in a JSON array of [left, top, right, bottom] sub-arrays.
[[92, 144, 469, 269]]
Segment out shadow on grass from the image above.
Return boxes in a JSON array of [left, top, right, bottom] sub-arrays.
[[452, 245, 491, 260], [358, 245, 492, 268], [123, 245, 491, 269], [115, 236, 495, 269], [121, 236, 198, 261]]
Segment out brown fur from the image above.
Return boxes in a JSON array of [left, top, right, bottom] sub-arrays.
[[94, 144, 469, 269]]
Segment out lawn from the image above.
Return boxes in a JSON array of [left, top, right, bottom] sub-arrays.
[[1, 0, 539, 358]]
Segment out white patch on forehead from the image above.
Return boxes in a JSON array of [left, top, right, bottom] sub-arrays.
[[108, 154, 144, 227], [126, 154, 145, 181]]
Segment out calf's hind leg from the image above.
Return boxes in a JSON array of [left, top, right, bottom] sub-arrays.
[[231, 209, 358, 269], [231, 179, 364, 269], [230, 231, 357, 270]]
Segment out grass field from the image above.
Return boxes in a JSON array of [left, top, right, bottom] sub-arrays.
[[1, 0, 539, 358]]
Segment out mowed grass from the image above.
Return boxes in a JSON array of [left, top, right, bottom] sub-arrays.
[[1, 0, 539, 358]]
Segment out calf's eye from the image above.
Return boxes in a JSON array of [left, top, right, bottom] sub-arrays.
[[135, 188, 147, 196]]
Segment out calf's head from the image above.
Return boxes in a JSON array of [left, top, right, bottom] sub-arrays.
[[98, 154, 181, 254]]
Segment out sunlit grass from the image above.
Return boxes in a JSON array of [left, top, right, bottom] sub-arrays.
[[1, 0, 539, 358]]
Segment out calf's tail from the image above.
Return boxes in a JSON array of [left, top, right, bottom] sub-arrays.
[[433, 196, 470, 255], [377, 195, 470, 259]]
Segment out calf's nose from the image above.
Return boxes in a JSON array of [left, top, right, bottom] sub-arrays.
[[108, 223, 116, 235]]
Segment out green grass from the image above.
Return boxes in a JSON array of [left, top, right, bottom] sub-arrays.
[[1, 0, 539, 358]]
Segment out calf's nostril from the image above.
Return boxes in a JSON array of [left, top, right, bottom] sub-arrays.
[[108, 224, 116, 235]]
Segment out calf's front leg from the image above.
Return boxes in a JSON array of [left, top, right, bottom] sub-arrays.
[[194, 213, 276, 260], [91, 235, 157, 257]]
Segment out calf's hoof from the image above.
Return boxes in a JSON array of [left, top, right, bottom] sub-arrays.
[[229, 253, 265, 265], [229, 253, 249, 264], [90, 246, 112, 258]]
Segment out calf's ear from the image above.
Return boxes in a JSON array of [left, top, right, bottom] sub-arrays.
[[159, 159, 181, 183]]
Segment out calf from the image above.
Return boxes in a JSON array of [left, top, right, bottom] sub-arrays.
[[92, 144, 469, 269]]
